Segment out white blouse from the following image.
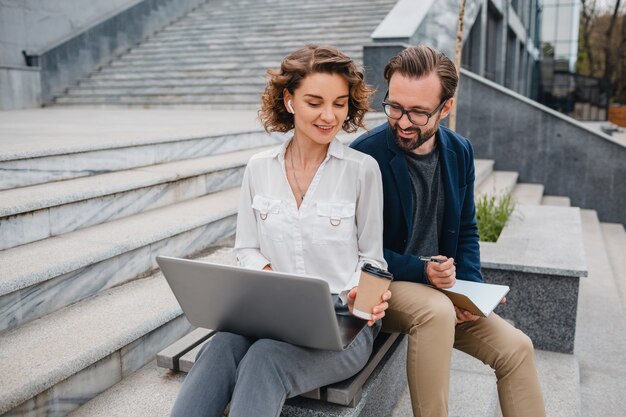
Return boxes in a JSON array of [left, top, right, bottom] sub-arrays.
[[234, 138, 387, 300]]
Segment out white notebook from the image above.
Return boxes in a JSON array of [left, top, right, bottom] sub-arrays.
[[434, 280, 510, 317]]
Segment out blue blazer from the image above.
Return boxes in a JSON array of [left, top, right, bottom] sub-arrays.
[[351, 122, 483, 283]]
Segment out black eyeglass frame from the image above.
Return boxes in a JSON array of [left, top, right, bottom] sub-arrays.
[[381, 91, 448, 126]]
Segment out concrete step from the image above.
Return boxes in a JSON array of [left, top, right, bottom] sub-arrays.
[[151, 24, 380, 41], [392, 349, 498, 417], [78, 77, 267, 88], [51, 0, 394, 107], [134, 34, 370, 53], [66, 360, 184, 417], [97, 60, 291, 73], [0, 147, 264, 250], [0, 111, 282, 190], [475, 171, 519, 199], [173, 8, 391, 26], [600, 222, 626, 312], [65, 84, 266, 97], [113, 48, 363, 66], [106, 54, 319, 68], [185, 2, 391, 15], [55, 94, 262, 105], [0, 273, 192, 416], [534, 350, 581, 417], [575, 210, 626, 416], [474, 159, 495, 189], [511, 183, 545, 205], [541, 195, 571, 207], [0, 187, 239, 334], [51, 102, 259, 110], [124, 42, 363, 60], [88, 68, 266, 80]]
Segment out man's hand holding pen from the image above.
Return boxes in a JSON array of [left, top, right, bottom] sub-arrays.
[[421, 256, 456, 289]]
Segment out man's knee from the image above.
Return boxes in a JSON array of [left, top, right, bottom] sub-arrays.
[[495, 329, 535, 375], [383, 282, 456, 330], [407, 290, 456, 329]]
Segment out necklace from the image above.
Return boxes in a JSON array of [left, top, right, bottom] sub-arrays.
[[288, 139, 324, 202], [289, 140, 307, 201]]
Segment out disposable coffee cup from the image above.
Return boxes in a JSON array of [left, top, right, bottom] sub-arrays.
[[352, 264, 394, 320]]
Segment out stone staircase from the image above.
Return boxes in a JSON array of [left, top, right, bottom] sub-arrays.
[[51, 0, 397, 108], [2, 114, 618, 416], [0, 110, 388, 416]]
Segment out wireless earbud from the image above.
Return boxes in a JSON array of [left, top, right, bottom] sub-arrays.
[[287, 100, 295, 114]]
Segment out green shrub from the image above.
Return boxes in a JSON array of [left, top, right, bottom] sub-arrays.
[[476, 192, 516, 242]]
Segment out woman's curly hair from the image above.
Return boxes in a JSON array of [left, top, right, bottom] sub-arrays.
[[259, 44, 374, 133]]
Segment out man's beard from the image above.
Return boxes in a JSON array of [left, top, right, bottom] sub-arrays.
[[391, 118, 440, 152]]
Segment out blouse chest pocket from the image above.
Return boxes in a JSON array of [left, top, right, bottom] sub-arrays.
[[312, 201, 356, 245], [251, 195, 284, 241]]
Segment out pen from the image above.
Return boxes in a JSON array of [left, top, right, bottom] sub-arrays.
[[419, 256, 456, 265]]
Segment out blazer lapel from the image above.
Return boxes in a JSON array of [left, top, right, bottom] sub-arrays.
[[386, 127, 414, 234], [438, 128, 460, 256]]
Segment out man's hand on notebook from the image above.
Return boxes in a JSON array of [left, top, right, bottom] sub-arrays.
[[454, 305, 480, 323], [347, 287, 392, 327]]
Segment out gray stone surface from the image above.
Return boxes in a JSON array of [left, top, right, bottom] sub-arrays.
[[474, 159, 495, 188], [0, 66, 41, 110], [0, 110, 285, 189], [0, 274, 191, 414], [0, 191, 237, 333], [0, 0, 140, 66], [0, 188, 239, 295], [482, 268, 579, 353], [480, 204, 587, 277], [601, 223, 626, 312], [576, 210, 626, 416], [457, 68, 626, 225], [541, 195, 571, 207], [534, 350, 581, 417], [475, 170, 518, 198], [37, 0, 206, 104], [512, 183, 545, 205], [0, 148, 260, 249], [0, 109, 263, 160], [281, 336, 408, 417], [52, 0, 396, 107]]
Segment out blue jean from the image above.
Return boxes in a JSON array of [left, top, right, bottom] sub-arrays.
[[169, 321, 379, 417]]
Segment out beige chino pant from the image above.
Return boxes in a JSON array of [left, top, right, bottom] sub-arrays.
[[382, 281, 546, 417]]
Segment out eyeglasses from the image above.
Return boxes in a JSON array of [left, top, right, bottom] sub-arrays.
[[382, 91, 447, 126]]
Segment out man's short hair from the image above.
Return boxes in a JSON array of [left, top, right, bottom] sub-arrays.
[[384, 45, 458, 101]]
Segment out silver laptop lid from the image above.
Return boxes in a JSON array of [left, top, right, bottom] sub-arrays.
[[157, 256, 364, 351]]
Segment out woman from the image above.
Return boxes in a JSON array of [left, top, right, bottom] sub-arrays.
[[170, 44, 390, 417]]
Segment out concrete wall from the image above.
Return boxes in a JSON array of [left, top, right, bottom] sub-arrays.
[[0, 0, 205, 108], [457, 69, 626, 225], [0, 65, 40, 109], [0, 0, 141, 67]]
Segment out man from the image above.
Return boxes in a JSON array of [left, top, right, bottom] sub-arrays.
[[350, 45, 546, 417]]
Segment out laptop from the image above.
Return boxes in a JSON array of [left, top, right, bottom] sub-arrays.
[[156, 256, 367, 351]]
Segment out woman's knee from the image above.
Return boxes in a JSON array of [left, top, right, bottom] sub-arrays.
[[238, 339, 283, 372], [197, 332, 251, 363]]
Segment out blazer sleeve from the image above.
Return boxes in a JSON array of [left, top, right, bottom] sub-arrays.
[[455, 142, 483, 282], [383, 248, 430, 284]]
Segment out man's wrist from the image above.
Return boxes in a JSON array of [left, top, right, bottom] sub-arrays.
[[423, 262, 433, 285]]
